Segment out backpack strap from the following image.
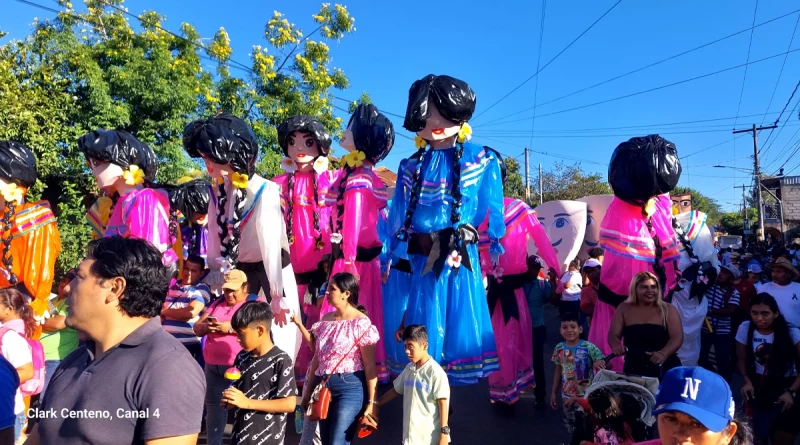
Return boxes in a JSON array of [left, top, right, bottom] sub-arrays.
[[0, 326, 10, 349]]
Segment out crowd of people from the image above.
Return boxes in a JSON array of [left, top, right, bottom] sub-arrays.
[[0, 70, 799, 445]]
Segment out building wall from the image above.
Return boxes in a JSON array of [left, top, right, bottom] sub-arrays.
[[783, 182, 800, 222]]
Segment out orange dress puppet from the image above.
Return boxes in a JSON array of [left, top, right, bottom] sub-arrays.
[[0, 141, 61, 340]]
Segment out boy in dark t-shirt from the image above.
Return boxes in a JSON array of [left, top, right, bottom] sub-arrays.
[[222, 301, 297, 445]]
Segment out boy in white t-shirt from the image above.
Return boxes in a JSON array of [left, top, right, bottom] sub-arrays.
[[559, 259, 583, 316], [373, 325, 451, 445]]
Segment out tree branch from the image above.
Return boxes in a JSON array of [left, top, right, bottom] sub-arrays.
[[275, 25, 322, 74]]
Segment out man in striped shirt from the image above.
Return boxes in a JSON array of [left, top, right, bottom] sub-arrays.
[[699, 264, 741, 383], [161, 255, 211, 366]]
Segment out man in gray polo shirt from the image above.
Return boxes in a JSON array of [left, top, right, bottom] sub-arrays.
[[25, 236, 205, 445]]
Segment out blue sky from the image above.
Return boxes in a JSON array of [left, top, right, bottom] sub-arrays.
[[4, 0, 800, 211]]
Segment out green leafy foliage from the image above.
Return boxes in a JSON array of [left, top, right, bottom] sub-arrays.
[[0, 1, 356, 281]]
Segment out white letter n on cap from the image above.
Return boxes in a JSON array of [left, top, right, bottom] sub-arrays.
[[681, 378, 702, 400]]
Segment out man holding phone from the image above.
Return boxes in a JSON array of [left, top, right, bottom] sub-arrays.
[[161, 255, 211, 366], [193, 270, 263, 445]]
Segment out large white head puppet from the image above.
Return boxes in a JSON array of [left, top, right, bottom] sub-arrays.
[[529, 200, 587, 277], [576, 195, 613, 261]]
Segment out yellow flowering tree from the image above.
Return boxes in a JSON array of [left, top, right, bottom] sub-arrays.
[[204, 4, 356, 178], [0, 0, 212, 278]]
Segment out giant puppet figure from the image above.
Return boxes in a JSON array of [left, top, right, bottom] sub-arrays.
[[671, 210, 718, 366], [577, 195, 613, 261], [590, 135, 682, 369], [531, 200, 587, 277], [182, 114, 301, 359], [169, 178, 211, 264], [389, 74, 505, 384], [0, 141, 61, 339], [323, 103, 395, 383], [79, 130, 179, 271], [274, 115, 334, 385], [478, 149, 560, 404]]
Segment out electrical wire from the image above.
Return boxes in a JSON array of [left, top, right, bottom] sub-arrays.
[[759, 13, 800, 128], [761, 94, 800, 170], [475, 7, 800, 128], [734, 0, 760, 129], [529, 48, 800, 121], [528, 0, 547, 151], [471, 0, 624, 121], [760, 79, 800, 158]]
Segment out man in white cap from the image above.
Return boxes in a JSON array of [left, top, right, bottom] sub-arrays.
[[759, 257, 800, 328]]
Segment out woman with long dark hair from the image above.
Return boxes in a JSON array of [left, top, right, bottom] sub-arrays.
[[389, 74, 505, 384], [320, 103, 394, 383], [735, 292, 800, 445], [183, 113, 301, 360], [79, 129, 178, 271], [302, 272, 379, 445]]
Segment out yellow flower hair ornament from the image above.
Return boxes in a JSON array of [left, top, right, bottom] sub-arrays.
[[414, 136, 427, 150], [122, 165, 146, 185], [0, 183, 26, 204], [457, 123, 473, 143], [280, 157, 297, 173], [177, 169, 204, 185], [644, 198, 657, 218], [231, 172, 249, 189], [343, 150, 366, 168]]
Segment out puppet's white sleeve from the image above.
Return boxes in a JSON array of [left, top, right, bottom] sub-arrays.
[[255, 182, 285, 300]]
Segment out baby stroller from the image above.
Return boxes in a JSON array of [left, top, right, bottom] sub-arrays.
[[570, 361, 660, 445]]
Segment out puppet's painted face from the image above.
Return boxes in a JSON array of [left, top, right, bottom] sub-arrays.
[[202, 157, 234, 179], [418, 102, 460, 142], [671, 193, 693, 214], [534, 200, 587, 272], [190, 213, 208, 226], [340, 123, 356, 152], [288, 131, 321, 171], [88, 159, 124, 190], [576, 195, 613, 260]]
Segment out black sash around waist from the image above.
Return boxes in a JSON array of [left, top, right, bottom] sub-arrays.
[[487, 273, 528, 323], [405, 225, 479, 279], [237, 248, 291, 273], [330, 244, 383, 263], [295, 267, 327, 287], [598, 283, 627, 308], [392, 258, 412, 274]]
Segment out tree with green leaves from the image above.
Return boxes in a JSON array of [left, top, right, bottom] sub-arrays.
[[0, 0, 358, 280], [502, 157, 526, 201], [532, 162, 611, 204], [671, 186, 723, 224]]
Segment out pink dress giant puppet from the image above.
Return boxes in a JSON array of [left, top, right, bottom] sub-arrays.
[[274, 115, 334, 386], [478, 183, 560, 404], [590, 135, 682, 371], [321, 104, 395, 383], [79, 130, 179, 271]]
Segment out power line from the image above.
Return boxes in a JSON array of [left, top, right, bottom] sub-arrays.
[[733, 0, 760, 128], [761, 94, 800, 169], [528, 0, 547, 151], [760, 79, 800, 157], [476, 7, 800, 128], [479, 123, 800, 138], [759, 13, 800, 129], [680, 135, 747, 159], [529, 48, 800, 121], [471, 0, 624, 121]]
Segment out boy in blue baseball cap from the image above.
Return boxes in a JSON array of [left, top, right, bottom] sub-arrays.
[[635, 367, 751, 445]]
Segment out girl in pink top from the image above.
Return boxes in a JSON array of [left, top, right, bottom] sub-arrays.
[[303, 273, 379, 445]]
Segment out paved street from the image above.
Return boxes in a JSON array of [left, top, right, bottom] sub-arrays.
[[199, 305, 569, 445]]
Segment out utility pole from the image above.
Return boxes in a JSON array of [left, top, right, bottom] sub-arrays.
[[539, 163, 543, 205], [732, 123, 777, 242], [524, 147, 530, 202], [734, 184, 748, 233]]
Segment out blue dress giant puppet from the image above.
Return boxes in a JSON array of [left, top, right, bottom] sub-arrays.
[[390, 75, 505, 384]]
